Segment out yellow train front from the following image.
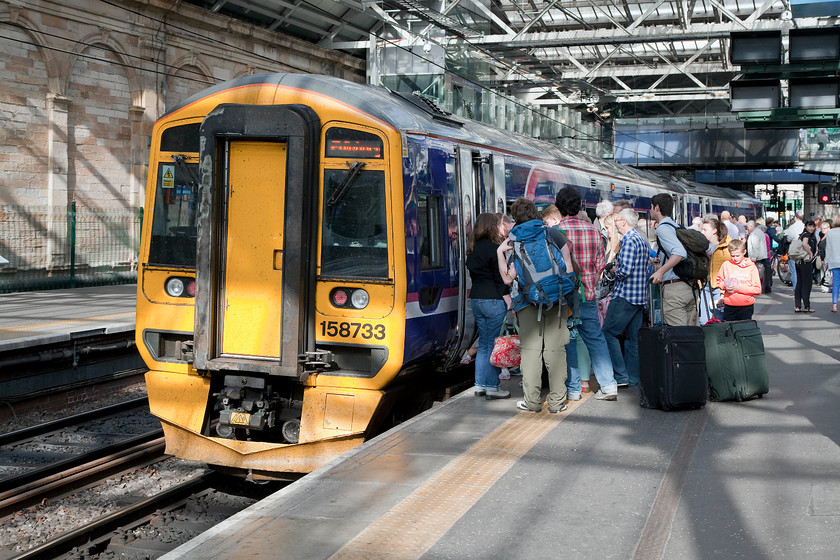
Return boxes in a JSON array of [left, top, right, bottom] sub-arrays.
[[137, 75, 431, 477]]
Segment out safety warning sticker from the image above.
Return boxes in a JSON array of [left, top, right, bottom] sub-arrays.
[[161, 164, 175, 189]]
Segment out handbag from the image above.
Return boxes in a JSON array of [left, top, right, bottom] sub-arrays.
[[490, 311, 520, 368], [788, 238, 807, 263], [595, 268, 615, 300]]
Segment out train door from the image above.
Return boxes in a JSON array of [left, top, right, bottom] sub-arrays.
[[492, 154, 506, 213], [673, 194, 686, 225], [193, 104, 319, 377], [473, 150, 507, 214], [219, 141, 287, 358], [442, 146, 481, 369]]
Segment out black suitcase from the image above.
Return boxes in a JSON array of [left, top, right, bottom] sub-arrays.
[[703, 320, 769, 401], [638, 285, 707, 411], [639, 325, 708, 411]]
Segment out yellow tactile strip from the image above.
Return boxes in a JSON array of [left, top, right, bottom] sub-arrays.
[[0, 311, 135, 333], [329, 392, 593, 560]]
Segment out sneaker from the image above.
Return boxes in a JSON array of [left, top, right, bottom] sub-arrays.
[[567, 391, 581, 401], [821, 286, 830, 293], [474, 388, 486, 396], [549, 402, 568, 414], [485, 388, 511, 400], [499, 368, 511, 380], [516, 400, 539, 412], [594, 390, 617, 401]]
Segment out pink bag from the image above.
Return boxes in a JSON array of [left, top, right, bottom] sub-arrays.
[[490, 334, 521, 368], [490, 312, 520, 368]]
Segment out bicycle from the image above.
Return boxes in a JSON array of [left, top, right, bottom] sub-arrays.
[[770, 249, 792, 285]]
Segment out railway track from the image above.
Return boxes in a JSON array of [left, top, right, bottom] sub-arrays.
[[8, 471, 284, 560]]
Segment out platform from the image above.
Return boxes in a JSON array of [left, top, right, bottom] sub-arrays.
[[160, 282, 840, 560], [0, 285, 136, 352]]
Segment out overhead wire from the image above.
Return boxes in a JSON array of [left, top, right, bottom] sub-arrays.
[[0, 0, 692, 161]]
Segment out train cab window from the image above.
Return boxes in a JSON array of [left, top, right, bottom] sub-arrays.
[[148, 158, 199, 268], [160, 124, 201, 153], [322, 168, 388, 278], [418, 194, 442, 270]]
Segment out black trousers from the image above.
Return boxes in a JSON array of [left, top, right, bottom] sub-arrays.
[[723, 304, 754, 321], [795, 261, 814, 309]]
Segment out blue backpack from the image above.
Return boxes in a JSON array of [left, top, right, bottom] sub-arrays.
[[508, 220, 578, 321]]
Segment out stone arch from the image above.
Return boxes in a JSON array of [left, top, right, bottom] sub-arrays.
[[233, 66, 263, 79], [65, 32, 144, 108], [0, 8, 61, 93], [165, 54, 214, 110]]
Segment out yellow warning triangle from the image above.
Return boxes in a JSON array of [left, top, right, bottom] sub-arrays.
[[163, 169, 174, 179]]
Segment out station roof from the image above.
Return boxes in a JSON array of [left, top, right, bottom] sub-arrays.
[[182, 0, 832, 118]]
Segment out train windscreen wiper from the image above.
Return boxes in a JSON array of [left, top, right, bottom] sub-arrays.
[[172, 154, 199, 187], [326, 161, 365, 209]]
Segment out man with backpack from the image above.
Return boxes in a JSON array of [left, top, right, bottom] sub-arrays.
[[555, 187, 620, 401], [650, 193, 701, 326], [498, 197, 577, 413]]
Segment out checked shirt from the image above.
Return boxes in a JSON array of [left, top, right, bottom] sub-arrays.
[[612, 227, 651, 306], [557, 215, 605, 302]]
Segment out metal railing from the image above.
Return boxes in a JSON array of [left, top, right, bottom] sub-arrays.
[[0, 203, 142, 293]]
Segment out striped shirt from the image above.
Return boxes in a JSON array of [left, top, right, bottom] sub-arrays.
[[558, 215, 605, 301], [612, 227, 651, 306]]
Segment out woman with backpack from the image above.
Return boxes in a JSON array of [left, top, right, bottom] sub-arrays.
[[465, 213, 512, 400], [793, 221, 818, 313], [497, 197, 576, 413]]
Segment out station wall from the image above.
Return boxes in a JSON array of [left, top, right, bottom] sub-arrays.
[[0, 0, 364, 274]]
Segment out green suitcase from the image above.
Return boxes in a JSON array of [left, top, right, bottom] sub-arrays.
[[703, 320, 769, 401]]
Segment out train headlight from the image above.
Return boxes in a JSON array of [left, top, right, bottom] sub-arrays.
[[165, 277, 185, 297], [350, 289, 369, 309]]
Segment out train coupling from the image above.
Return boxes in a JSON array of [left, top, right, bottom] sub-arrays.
[[215, 375, 276, 439], [298, 350, 337, 376]]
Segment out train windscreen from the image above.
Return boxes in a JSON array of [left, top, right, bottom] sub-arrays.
[[148, 157, 199, 267], [322, 167, 388, 278]]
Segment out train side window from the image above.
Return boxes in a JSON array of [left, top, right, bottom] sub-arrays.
[[418, 194, 442, 270]]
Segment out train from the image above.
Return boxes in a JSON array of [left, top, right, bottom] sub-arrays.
[[136, 73, 762, 478]]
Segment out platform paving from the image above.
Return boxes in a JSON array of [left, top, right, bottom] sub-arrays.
[[0, 285, 136, 351], [159, 281, 840, 560]]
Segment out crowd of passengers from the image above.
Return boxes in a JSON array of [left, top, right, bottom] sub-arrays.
[[464, 187, 840, 412]]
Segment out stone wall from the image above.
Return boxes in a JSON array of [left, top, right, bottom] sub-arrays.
[[0, 0, 365, 272]]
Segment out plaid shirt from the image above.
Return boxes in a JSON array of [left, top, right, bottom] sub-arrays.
[[558, 215, 605, 301], [612, 227, 651, 306]]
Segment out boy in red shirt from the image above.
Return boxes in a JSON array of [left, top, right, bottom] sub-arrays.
[[715, 239, 762, 321]]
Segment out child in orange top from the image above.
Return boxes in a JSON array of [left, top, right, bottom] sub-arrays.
[[715, 239, 762, 321]]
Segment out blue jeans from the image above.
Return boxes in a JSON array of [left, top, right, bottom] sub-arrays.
[[789, 258, 797, 291], [601, 297, 643, 386], [471, 299, 507, 390], [566, 300, 618, 395], [832, 269, 840, 305]]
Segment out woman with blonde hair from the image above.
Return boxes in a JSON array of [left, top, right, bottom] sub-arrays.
[[601, 212, 622, 263], [701, 215, 731, 320]]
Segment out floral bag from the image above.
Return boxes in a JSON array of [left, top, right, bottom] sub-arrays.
[[490, 311, 520, 368]]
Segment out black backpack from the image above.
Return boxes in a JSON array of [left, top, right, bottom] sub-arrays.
[[657, 222, 710, 281]]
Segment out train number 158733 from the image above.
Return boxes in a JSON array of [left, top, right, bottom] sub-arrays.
[[319, 321, 385, 340]]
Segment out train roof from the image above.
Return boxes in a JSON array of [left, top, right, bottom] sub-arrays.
[[166, 73, 760, 205]]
